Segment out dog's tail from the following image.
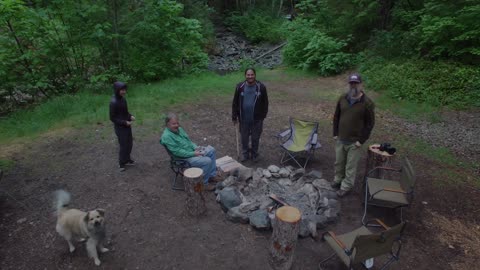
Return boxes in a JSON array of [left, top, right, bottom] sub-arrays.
[[54, 189, 71, 216]]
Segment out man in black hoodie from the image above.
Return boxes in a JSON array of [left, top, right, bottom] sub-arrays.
[[232, 68, 269, 162], [110, 82, 135, 172]]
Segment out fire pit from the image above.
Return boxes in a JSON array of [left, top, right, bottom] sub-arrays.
[[215, 165, 341, 237]]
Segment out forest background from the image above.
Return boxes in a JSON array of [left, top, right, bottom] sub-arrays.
[[0, 0, 479, 124]]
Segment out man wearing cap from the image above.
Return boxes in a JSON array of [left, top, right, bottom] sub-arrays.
[[331, 73, 375, 197], [110, 81, 136, 172]]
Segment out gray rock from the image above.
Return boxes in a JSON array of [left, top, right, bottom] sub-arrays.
[[306, 170, 323, 179], [271, 172, 281, 178], [278, 178, 293, 186], [231, 166, 253, 182], [312, 178, 332, 191], [249, 209, 271, 230], [268, 165, 280, 173], [218, 187, 243, 211], [279, 168, 290, 178], [263, 169, 272, 178], [222, 175, 237, 187], [252, 168, 263, 182], [319, 189, 338, 200], [238, 201, 260, 213], [226, 206, 249, 224]]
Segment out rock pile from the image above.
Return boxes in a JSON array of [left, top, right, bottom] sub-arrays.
[[208, 30, 283, 72], [215, 165, 341, 238]]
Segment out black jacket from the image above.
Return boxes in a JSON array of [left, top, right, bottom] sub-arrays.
[[232, 80, 268, 122], [109, 91, 132, 127]]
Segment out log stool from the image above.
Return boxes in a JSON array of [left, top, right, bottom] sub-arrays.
[[364, 144, 395, 179], [269, 206, 302, 270], [183, 168, 207, 217]]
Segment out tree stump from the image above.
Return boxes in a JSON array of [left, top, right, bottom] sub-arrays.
[[364, 144, 395, 179], [269, 206, 301, 270], [183, 168, 207, 217]]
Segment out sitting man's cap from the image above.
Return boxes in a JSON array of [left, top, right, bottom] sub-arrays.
[[348, 73, 362, 83]]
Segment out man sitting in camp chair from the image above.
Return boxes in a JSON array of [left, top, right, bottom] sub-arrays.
[[277, 118, 321, 168], [160, 113, 220, 191]]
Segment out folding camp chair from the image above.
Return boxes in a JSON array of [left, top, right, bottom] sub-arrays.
[[320, 219, 406, 270], [161, 143, 191, 191], [276, 118, 321, 168], [362, 157, 416, 226]]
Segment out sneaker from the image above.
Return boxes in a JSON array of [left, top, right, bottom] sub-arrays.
[[205, 183, 216, 191], [330, 181, 341, 189], [126, 159, 136, 166], [336, 189, 351, 198], [119, 166, 126, 172]]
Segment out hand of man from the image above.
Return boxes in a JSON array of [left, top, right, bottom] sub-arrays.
[[333, 136, 338, 140], [194, 150, 203, 156], [131, 116, 136, 121], [355, 141, 362, 147], [126, 121, 132, 126]]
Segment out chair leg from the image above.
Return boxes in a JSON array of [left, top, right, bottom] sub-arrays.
[[318, 252, 336, 270], [171, 173, 185, 191], [362, 184, 369, 225]]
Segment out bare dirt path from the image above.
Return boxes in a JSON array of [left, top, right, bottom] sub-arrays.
[[0, 70, 478, 270]]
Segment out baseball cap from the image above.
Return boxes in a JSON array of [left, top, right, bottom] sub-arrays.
[[348, 73, 362, 83]]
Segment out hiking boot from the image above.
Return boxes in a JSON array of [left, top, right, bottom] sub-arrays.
[[209, 175, 223, 183], [336, 189, 351, 198], [119, 166, 126, 172], [205, 183, 216, 191], [330, 181, 341, 189], [126, 159, 136, 166]]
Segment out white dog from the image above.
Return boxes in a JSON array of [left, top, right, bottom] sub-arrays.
[[54, 190, 108, 266]]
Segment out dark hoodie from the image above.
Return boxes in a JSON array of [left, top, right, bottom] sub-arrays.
[[109, 82, 132, 127]]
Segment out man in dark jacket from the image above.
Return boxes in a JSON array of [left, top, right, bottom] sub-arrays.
[[232, 68, 269, 162], [331, 73, 375, 197], [110, 81, 135, 172]]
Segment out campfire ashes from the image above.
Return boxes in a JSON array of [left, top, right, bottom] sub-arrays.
[[215, 165, 341, 237]]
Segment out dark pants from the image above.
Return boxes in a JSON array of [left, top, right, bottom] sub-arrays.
[[240, 120, 263, 158], [114, 126, 133, 166]]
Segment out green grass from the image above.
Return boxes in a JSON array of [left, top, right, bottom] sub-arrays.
[[0, 71, 245, 144], [374, 94, 442, 122], [0, 159, 14, 172]]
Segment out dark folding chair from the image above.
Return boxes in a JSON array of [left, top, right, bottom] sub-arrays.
[[160, 143, 191, 191], [320, 219, 406, 270], [276, 118, 321, 168], [362, 157, 416, 226]]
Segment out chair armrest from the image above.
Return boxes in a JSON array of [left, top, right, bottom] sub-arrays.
[[372, 219, 390, 230], [275, 129, 291, 139], [371, 187, 408, 198], [311, 133, 318, 145], [325, 231, 351, 255]]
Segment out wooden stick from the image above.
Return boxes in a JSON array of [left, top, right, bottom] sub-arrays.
[[269, 194, 289, 206]]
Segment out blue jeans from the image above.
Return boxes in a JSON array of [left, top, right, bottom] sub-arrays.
[[186, 145, 217, 184]]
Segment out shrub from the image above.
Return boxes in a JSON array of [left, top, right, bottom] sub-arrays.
[[225, 10, 286, 44], [283, 19, 355, 76], [360, 58, 480, 108]]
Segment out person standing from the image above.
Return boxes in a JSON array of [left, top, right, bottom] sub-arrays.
[[232, 68, 269, 162], [332, 73, 375, 197], [109, 81, 135, 172]]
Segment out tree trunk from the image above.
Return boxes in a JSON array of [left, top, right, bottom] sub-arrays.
[[183, 168, 207, 217], [269, 206, 301, 270]]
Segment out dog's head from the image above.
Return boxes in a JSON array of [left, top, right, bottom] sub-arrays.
[[84, 209, 105, 231]]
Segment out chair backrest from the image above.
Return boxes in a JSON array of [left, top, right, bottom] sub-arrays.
[[285, 118, 319, 151], [400, 157, 416, 193], [351, 222, 406, 264]]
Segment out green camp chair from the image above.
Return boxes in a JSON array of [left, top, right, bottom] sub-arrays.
[[276, 118, 321, 168], [362, 157, 416, 225], [319, 219, 406, 270], [160, 143, 191, 191]]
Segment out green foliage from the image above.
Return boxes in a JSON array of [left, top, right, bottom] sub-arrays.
[[225, 10, 286, 44], [360, 58, 480, 108], [123, 0, 208, 81], [283, 19, 355, 76], [0, 159, 15, 172]]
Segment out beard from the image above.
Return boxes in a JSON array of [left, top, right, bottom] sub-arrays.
[[348, 87, 359, 98]]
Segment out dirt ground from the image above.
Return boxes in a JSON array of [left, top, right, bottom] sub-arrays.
[[1, 71, 479, 270]]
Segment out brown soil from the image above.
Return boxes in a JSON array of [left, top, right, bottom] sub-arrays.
[[1, 70, 479, 270]]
